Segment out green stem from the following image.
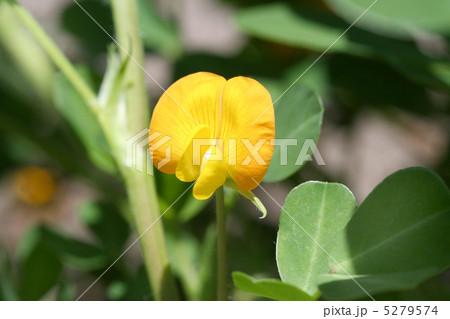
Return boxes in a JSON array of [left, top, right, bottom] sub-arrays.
[[7, 0, 98, 111], [10, 0, 178, 300], [110, 0, 178, 300], [216, 186, 228, 301], [122, 169, 178, 300], [110, 0, 148, 127]]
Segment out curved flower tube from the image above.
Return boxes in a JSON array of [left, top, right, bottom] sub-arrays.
[[150, 72, 275, 200]]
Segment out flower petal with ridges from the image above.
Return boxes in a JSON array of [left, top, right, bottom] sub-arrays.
[[149, 72, 275, 200]]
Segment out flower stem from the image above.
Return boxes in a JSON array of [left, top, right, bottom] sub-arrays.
[[110, 0, 178, 300], [10, 0, 178, 300], [110, 0, 148, 128], [216, 186, 228, 301]]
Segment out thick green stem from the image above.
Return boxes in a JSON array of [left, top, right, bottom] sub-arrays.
[[11, 0, 178, 300], [122, 169, 178, 300], [110, 0, 148, 127], [216, 186, 228, 301], [110, 0, 178, 300]]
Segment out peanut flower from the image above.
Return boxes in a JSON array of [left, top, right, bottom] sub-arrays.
[[149, 72, 275, 200]]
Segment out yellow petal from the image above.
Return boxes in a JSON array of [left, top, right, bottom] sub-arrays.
[[176, 125, 212, 182], [150, 72, 226, 174], [193, 145, 228, 200], [220, 76, 275, 191], [150, 72, 275, 195]]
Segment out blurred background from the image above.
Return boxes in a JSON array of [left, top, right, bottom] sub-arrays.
[[0, 0, 449, 300]]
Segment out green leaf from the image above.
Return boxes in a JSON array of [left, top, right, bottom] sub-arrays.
[[112, 266, 153, 301], [19, 226, 107, 272], [17, 226, 42, 261], [229, 216, 278, 278], [177, 195, 210, 223], [318, 268, 440, 300], [61, 0, 113, 56], [329, 55, 433, 115], [53, 67, 116, 174], [0, 249, 18, 300], [276, 182, 357, 296], [374, 272, 450, 301], [387, 57, 450, 92], [17, 228, 62, 300], [79, 200, 130, 257], [264, 85, 323, 182], [107, 266, 154, 301], [137, 0, 182, 59], [320, 167, 450, 299], [237, 4, 355, 53], [40, 227, 107, 271], [18, 243, 62, 300], [236, 4, 450, 91], [326, 0, 450, 38], [166, 230, 201, 300], [283, 58, 330, 99], [198, 224, 217, 301], [56, 282, 77, 301], [233, 272, 317, 301]]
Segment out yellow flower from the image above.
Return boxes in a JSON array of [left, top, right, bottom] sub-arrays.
[[13, 166, 55, 205], [149, 72, 275, 200]]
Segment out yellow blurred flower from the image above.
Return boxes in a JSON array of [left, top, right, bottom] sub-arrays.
[[150, 72, 275, 200], [13, 166, 55, 205]]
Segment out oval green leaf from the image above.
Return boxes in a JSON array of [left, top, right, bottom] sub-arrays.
[[276, 182, 357, 296], [321, 167, 450, 299]]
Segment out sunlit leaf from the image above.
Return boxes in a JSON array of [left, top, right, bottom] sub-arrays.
[[233, 271, 317, 301], [320, 167, 450, 299], [277, 168, 450, 299], [277, 182, 357, 296]]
